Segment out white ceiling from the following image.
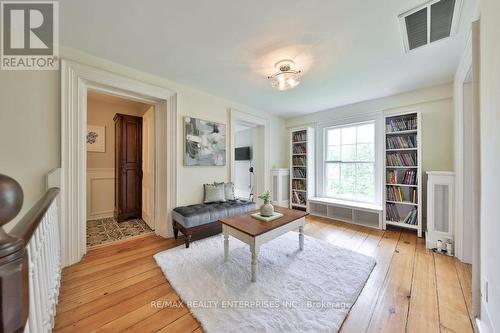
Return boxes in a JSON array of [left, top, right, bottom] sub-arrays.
[[60, 0, 476, 118]]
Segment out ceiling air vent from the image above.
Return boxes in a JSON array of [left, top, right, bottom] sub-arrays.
[[399, 0, 462, 52]]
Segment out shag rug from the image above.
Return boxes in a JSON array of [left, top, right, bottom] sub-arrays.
[[154, 232, 375, 333]]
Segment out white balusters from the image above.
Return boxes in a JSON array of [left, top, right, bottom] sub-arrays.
[[25, 199, 61, 333]]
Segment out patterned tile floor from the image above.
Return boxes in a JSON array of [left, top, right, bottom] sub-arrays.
[[86, 217, 153, 247]]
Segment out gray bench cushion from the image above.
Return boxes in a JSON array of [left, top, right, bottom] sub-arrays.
[[173, 200, 257, 228]]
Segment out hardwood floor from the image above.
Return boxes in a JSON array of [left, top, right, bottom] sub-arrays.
[[54, 216, 473, 333]]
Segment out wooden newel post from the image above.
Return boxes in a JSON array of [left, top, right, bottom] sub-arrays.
[[0, 173, 28, 333]]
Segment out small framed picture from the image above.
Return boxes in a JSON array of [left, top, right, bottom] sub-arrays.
[[87, 125, 106, 152]]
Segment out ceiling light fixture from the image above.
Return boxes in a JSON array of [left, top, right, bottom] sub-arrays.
[[267, 59, 301, 91]]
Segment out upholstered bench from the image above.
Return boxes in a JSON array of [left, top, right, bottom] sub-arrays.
[[172, 200, 256, 248]]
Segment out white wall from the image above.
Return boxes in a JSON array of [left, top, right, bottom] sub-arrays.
[[234, 127, 255, 199], [0, 46, 288, 229], [0, 70, 60, 229], [479, 0, 500, 331], [286, 84, 454, 172]]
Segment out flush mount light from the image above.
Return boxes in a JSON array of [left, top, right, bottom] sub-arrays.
[[267, 59, 301, 91]]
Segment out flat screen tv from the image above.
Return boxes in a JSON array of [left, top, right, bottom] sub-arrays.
[[235, 147, 251, 161]]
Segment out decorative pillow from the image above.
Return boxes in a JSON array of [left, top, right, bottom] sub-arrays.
[[204, 183, 225, 203], [223, 182, 235, 201], [214, 181, 236, 201]]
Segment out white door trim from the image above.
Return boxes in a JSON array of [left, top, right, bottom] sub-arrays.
[[229, 109, 270, 203], [453, 20, 482, 321], [454, 31, 473, 263], [61, 59, 177, 267], [142, 107, 155, 230]]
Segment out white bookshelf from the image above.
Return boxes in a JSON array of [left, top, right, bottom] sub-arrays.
[[290, 127, 315, 211], [383, 110, 423, 237]]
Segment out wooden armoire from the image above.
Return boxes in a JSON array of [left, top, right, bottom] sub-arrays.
[[114, 113, 142, 222]]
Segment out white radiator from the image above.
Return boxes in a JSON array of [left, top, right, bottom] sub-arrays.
[[24, 199, 61, 333]]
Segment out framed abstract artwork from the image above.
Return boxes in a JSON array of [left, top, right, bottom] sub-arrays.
[[87, 125, 106, 152], [184, 117, 226, 166]]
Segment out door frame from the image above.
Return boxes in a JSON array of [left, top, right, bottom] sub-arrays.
[[61, 59, 177, 267], [453, 21, 481, 321], [454, 32, 473, 263], [141, 106, 155, 229], [229, 109, 270, 204]]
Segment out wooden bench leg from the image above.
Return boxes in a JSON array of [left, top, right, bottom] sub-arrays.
[[173, 221, 179, 239], [185, 234, 192, 248]]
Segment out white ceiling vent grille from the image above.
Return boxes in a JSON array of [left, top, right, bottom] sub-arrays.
[[399, 0, 462, 52]]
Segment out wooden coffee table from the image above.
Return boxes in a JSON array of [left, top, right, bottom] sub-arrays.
[[219, 206, 308, 282]]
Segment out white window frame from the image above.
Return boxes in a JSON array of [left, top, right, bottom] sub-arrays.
[[323, 121, 376, 203], [315, 112, 383, 205]]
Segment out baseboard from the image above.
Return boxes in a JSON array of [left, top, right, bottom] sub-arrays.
[[477, 318, 494, 333], [477, 300, 495, 333]]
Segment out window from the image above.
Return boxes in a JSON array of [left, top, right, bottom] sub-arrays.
[[324, 122, 375, 202]]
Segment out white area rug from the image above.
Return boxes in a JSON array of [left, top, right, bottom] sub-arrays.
[[154, 232, 375, 333]]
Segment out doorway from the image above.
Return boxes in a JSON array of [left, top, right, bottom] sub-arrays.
[[60, 59, 177, 267], [233, 122, 257, 200], [230, 109, 270, 204], [86, 91, 154, 248]]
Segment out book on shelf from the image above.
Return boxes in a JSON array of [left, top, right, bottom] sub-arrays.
[[386, 187, 418, 204], [402, 170, 417, 185], [386, 117, 417, 132], [293, 167, 307, 178], [402, 209, 418, 225], [411, 188, 417, 203], [386, 152, 416, 166], [292, 191, 306, 205], [386, 135, 416, 149], [387, 186, 405, 202], [387, 169, 418, 185], [292, 179, 306, 191], [292, 143, 307, 154], [292, 156, 306, 166], [386, 205, 418, 225], [387, 170, 398, 184], [292, 131, 307, 142], [386, 203, 400, 221]]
